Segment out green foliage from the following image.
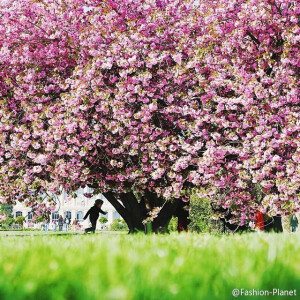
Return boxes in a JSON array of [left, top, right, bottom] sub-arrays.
[[98, 217, 108, 224], [168, 195, 224, 233], [15, 216, 26, 226], [168, 217, 178, 232], [0, 217, 14, 230], [0, 233, 298, 299], [189, 194, 223, 233], [110, 219, 128, 231], [35, 216, 44, 223], [0, 204, 13, 218], [0, 204, 14, 229]]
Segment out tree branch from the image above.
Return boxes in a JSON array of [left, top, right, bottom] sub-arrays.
[[246, 30, 260, 46]]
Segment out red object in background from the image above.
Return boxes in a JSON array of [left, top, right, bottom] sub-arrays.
[[256, 211, 264, 230], [178, 216, 188, 232]]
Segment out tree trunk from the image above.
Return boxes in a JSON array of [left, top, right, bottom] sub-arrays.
[[152, 198, 179, 233], [103, 191, 144, 233], [143, 191, 179, 233], [103, 191, 179, 234], [119, 192, 145, 233], [264, 215, 283, 232]]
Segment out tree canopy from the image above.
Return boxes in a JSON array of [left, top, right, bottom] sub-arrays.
[[0, 0, 299, 230]]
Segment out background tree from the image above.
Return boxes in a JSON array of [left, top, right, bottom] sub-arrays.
[[0, 204, 13, 229], [0, 204, 13, 218], [15, 216, 26, 228], [98, 217, 108, 230], [99, 217, 108, 225], [0, 216, 15, 230]]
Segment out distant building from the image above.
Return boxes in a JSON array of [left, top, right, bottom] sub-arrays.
[[12, 187, 121, 229]]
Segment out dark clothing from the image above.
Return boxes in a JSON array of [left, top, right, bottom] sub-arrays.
[[290, 216, 298, 226], [84, 205, 106, 233], [85, 219, 97, 233], [84, 205, 106, 222], [290, 216, 298, 232]]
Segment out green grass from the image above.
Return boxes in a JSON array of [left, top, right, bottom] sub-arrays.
[[0, 233, 299, 300]]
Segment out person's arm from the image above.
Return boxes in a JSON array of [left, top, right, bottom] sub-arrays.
[[100, 209, 107, 215], [83, 208, 91, 220]]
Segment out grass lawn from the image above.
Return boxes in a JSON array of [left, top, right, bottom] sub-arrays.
[[0, 233, 299, 300]]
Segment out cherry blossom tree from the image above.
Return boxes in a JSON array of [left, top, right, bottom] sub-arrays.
[[0, 0, 299, 232]]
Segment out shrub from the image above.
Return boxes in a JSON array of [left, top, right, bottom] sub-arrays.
[[99, 217, 108, 224], [168, 217, 178, 232], [189, 195, 223, 233], [110, 219, 128, 231], [0, 217, 15, 230]]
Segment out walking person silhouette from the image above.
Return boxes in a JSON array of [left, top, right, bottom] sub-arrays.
[[84, 199, 107, 233]]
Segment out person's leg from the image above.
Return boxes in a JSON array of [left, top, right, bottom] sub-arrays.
[[91, 219, 97, 233], [85, 219, 97, 233], [85, 227, 92, 233]]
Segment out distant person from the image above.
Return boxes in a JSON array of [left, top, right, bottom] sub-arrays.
[[58, 215, 63, 231], [84, 199, 107, 233], [72, 218, 78, 231], [52, 220, 57, 232], [64, 216, 70, 232], [290, 215, 298, 233], [43, 217, 50, 233], [256, 211, 264, 231]]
